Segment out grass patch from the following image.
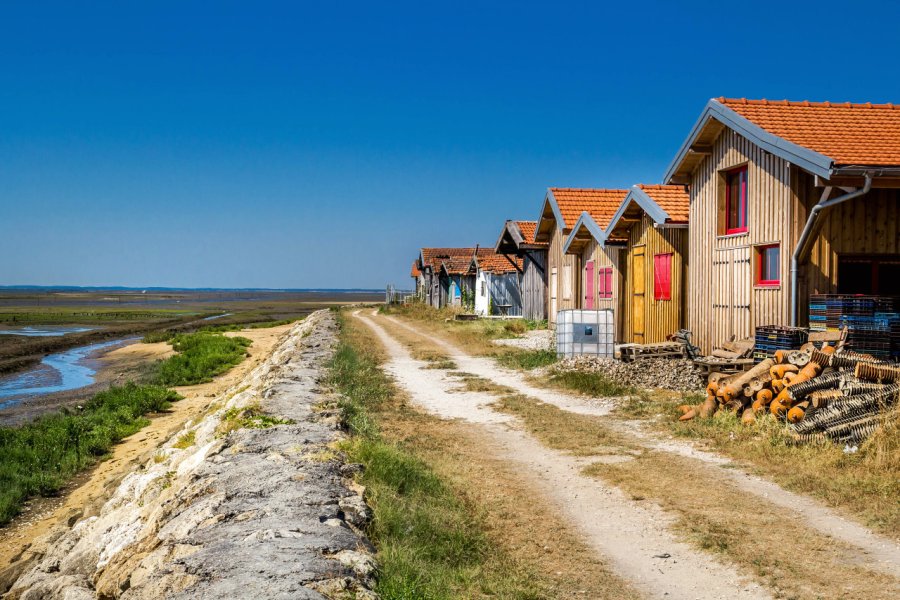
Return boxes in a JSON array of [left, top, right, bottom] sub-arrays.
[[216, 404, 294, 437], [150, 332, 251, 386], [493, 394, 635, 456], [495, 348, 557, 371], [328, 312, 545, 599], [582, 451, 897, 599], [173, 430, 196, 449], [619, 389, 900, 536], [544, 370, 635, 398], [0, 383, 181, 524]]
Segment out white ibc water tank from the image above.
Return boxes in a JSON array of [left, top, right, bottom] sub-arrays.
[[556, 309, 615, 358]]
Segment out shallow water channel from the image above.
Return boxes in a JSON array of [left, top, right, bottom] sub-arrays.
[[0, 338, 135, 411], [0, 325, 96, 337]]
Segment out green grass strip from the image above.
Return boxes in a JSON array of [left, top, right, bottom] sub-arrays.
[[328, 314, 541, 599], [150, 332, 251, 386], [0, 383, 181, 524]]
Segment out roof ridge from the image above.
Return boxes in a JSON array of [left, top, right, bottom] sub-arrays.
[[718, 97, 899, 110]]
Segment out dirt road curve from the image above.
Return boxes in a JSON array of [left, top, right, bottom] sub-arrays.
[[356, 310, 900, 600]]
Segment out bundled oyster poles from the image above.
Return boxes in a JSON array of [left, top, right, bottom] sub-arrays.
[[679, 342, 900, 445]]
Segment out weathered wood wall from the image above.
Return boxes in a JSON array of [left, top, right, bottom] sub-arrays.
[[688, 129, 794, 353], [689, 128, 900, 353], [579, 239, 624, 341], [547, 224, 580, 324], [522, 249, 547, 320], [621, 215, 687, 344], [488, 272, 523, 316]]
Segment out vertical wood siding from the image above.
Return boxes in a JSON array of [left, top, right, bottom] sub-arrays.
[[548, 225, 580, 323], [622, 215, 687, 344], [688, 129, 899, 353], [688, 130, 793, 353], [579, 239, 624, 341], [522, 249, 548, 320]]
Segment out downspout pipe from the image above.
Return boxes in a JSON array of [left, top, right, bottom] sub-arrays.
[[790, 172, 873, 326]]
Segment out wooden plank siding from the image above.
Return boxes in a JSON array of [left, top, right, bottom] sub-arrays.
[[547, 224, 580, 324], [621, 214, 688, 344], [688, 128, 900, 353], [522, 249, 548, 321], [688, 129, 794, 353], [578, 239, 625, 340]]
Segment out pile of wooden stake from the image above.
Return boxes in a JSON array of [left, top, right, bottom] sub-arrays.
[[678, 343, 900, 445]]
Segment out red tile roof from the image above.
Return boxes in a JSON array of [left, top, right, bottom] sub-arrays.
[[720, 97, 900, 166], [514, 220, 538, 243], [420, 247, 475, 271], [549, 188, 629, 230], [440, 254, 475, 275], [476, 248, 523, 274], [410, 261, 421, 278], [636, 184, 690, 223]]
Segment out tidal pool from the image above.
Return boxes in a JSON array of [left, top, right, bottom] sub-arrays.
[[0, 325, 96, 337], [0, 338, 133, 411]]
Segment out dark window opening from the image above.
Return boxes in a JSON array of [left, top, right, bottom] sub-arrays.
[[838, 255, 900, 296], [724, 166, 748, 234]]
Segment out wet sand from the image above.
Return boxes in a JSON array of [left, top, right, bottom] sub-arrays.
[[0, 324, 294, 582]]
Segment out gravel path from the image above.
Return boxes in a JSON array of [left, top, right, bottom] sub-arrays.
[[358, 311, 770, 600], [372, 313, 900, 589]]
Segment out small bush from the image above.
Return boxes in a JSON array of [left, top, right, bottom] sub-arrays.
[[503, 320, 527, 335], [152, 333, 251, 386]]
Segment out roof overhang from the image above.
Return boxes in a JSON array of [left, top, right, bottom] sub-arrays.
[[534, 189, 565, 243], [562, 212, 604, 254], [663, 98, 836, 184], [495, 220, 524, 254]]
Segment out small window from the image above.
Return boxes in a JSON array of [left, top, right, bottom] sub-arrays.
[[653, 253, 672, 301], [724, 166, 748, 234], [481, 280, 486, 296], [598, 267, 613, 299], [756, 244, 780, 286]]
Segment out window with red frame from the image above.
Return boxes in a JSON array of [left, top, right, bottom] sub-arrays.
[[756, 244, 780, 286], [653, 253, 672, 301], [724, 166, 748, 234], [598, 267, 613, 299]]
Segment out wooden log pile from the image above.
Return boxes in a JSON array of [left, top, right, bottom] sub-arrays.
[[677, 342, 900, 445]]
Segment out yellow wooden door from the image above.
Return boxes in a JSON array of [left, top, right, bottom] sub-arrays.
[[633, 248, 645, 343]]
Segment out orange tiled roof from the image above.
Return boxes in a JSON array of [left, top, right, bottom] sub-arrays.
[[636, 184, 690, 223], [720, 97, 900, 166], [410, 261, 421, 278], [421, 247, 475, 271], [476, 248, 522, 274], [550, 188, 628, 230], [441, 254, 476, 275], [514, 220, 537, 243]]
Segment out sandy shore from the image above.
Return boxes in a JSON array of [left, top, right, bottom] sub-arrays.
[[0, 324, 294, 579]]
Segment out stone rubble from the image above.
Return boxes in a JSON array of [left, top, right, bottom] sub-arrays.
[[491, 329, 553, 351], [545, 355, 706, 393], [4, 310, 377, 600]]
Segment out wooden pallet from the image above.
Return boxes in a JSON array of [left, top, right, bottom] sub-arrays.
[[619, 342, 685, 362], [693, 357, 755, 376]]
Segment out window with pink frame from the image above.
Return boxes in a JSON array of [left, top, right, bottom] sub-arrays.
[[724, 165, 748, 234]]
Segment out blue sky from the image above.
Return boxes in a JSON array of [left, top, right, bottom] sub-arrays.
[[1, 1, 899, 289]]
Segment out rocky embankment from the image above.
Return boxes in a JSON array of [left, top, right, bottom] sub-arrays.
[[3, 310, 376, 599]]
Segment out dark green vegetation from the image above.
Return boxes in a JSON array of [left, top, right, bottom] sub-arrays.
[[328, 313, 542, 599], [496, 348, 557, 371], [0, 329, 259, 526], [0, 384, 181, 524], [150, 333, 251, 386]]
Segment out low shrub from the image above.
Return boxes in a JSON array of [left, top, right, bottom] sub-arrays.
[[151, 333, 251, 386]]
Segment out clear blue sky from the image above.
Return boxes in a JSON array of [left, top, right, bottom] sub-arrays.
[[2, 1, 899, 289]]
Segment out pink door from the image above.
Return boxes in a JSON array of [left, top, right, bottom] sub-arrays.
[[584, 261, 594, 309]]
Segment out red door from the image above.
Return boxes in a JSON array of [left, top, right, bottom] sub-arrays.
[[584, 261, 594, 309]]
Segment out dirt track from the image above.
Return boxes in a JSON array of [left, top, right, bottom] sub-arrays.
[[357, 310, 900, 599]]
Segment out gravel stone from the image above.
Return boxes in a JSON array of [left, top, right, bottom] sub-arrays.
[[545, 356, 705, 392]]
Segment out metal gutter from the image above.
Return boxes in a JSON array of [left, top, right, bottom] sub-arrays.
[[789, 172, 873, 326]]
